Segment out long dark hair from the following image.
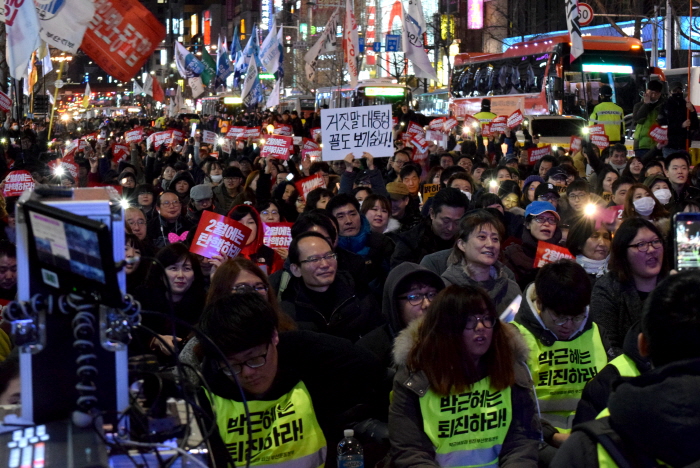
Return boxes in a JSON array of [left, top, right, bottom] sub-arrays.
[[145, 243, 205, 300], [609, 218, 668, 284]]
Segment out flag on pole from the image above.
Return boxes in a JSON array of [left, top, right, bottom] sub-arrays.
[[5, 0, 41, 79], [143, 74, 154, 97], [402, 1, 438, 81], [275, 26, 284, 80], [151, 78, 165, 103], [133, 80, 144, 95], [82, 83, 91, 108], [230, 25, 243, 64], [260, 19, 281, 74], [39, 42, 53, 74], [266, 78, 281, 109], [241, 61, 262, 107], [565, 0, 584, 62], [235, 24, 262, 74], [174, 42, 205, 78], [343, 0, 359, 87], [200, 48, 217, 86], [189, 77, 205, 98], [216, 35, 233, 87], [47, 90, 54, 105], [304, 8, 340, 82], [35, 0, 95, 54]]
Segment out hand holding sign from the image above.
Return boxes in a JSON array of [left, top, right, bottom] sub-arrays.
[[321, 105, 393, 161], [507, 110, 523, 129], [190, 212, 252, 260], [533, 242, 575, 268]]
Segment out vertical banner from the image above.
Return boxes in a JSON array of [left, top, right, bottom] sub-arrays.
[[565, 0, 584, 62]]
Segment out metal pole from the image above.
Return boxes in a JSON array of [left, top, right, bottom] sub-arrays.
[[48, 61, 64, 141], [651, 6, 659, 67], [665, 0, 673, 69]]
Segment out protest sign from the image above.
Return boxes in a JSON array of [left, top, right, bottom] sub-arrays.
[[443, 117, 458, 132], [305, 151, 322, 162], [262, 223, 293, 250], [462, 115, 480, 131], [295, 174, 326, 201], [260, 135, 293, 160], [405, 121, 423, 137], [146, 131, 171, 150], [202, 130, 218, 145], [490, 116, 508, 134], [170, 130, 184, 145], [61, 154, 79, 178], [481, 123, 492, 137], [428, 117, 446, 131], [292, 136, 303, 146], [320, 104, 393, 161], [569, 136, 582, 153], [273, 123, 293, 136], [422, 183, 440, 201], [533, 241, 574, 268], [81, 0, 165, 82], [190, 211, 252, 260], [210, 152, 219, 159], [507, 110, 523, 128], [410, 132, 430, 153], [3, 170, 34, 197], [527, 145, 552, 165], [310, 127, 321, 139], [0, 92, 11, 112], [125, 129, 143, 143], [426, 130, 448, 148], [112, 144, 129, 164], [591, 134, 610, 150], [227, 126, 246, 138], [221, 139, 232, 154], [301, 138, 320, 159], [649, 124, 668, 144], [244, 127, 261, 138], [588, 124, 605, 136]]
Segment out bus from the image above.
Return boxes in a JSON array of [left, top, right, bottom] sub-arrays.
[[415, 89, 450, 117], [315, 79, 412, 110], [450, 35, 654, 118], [278, 95, 316, 119], [200, 94, 243, 116]]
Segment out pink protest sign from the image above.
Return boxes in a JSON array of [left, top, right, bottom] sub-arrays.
[[125, 129, 143, 143], [507, 110, 523, 128], [3, 170, 34, 197], [263, 222, 293, 250], [295, 174, 326, 201], [260, 135, 293, 160], [227, 126, 246, 138], [190, 211, 252, 260], [527, 145, 552, 165], [202, 130, 218, 145], [428, 117, 446, 131]]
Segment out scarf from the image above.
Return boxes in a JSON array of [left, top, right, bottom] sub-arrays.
[[338, 216, 372, 257], [576, 254, 609, 278]]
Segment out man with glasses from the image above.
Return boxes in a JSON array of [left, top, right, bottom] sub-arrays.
[[512, 261, 610, 463], [198, 293, 386, 468], [147, 190, 194, 248], [281, 232, 383, 342]]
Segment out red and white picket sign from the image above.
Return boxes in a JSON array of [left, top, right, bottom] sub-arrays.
[[570, 136, 583, 152], [481, 123, 493, 137], [649, 124, 668, 144], [527, 145, 552, 164], [227, 126, 246, 138], [260, 135, 293, 160], [507, 109, 524, 128], [428, 117, 446, 131], [262, 222, 293, 250], [591, 134, 610, 150], [189, 211, 252, 260], [0, 91, 12, 112], [202, 130, 218, 145], [426, 130, 448, 148], [125, 129, 143, 143], [295, 174, 326, 201], [406, 121, 423, 137], [533, 241, 575, 268], [273, 123, 293, 136], [61, 154, 79, 178], [301, 138, 320, 159], [3, 170, 34, 197], [462, 115, 480, 131], [245, 127, 261, 138], [170, 129, 184, 145], [112, 144, 129, 164], [310, 127, 321, 139], [588, 124, 606, 136], [490, 116, 508, 134], [146, 131, 171, 150], [410, 132, 430, 153], [443, 117, 458, 133]]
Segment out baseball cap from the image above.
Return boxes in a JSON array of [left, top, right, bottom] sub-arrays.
[[545, 166, 568, 181], [190, 184, 213, 201], [534, 182, 561, 200], [525, 201, 560, 220], [386, 181, 410, 200], [647, 80, 663, 92]]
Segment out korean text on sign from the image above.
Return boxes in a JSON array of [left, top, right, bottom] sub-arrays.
[[533, 241, 574, 268], [295, 174, 326, 202], [263, 223, 293, 250], [537, 348, 598, 388], [260, 136, 293, 160], [435, 388, 509, 439], [320, 104, 394, 161], [3, 170, 34, 197], [190, 211, 252, 260]]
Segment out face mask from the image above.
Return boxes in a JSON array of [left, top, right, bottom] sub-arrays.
[[210, 174, 222, 183], [633, 196, 655, 216], [461, 190, 472, 200], [11, 125, 18, 131], [653, 188, 672, 205]]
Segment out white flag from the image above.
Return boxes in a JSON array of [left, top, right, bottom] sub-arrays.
[[6, 0, 41, 79], [343, 0, 359, 87], [304, 8, 340, 82], [36, 0, 95, 54], [133, 80, 143, 95], [188, 77, 205, 98], [175, 84, 183, 111], [266, 79, 281, 109], [143, 74, 154, 97], [402, 2, 438, 81], [241, 61, 259, 104], [39, 42, 53, 74], [565, 0, 584, 62], [46, 90, 54, 105], [260, 19, 281, 74]]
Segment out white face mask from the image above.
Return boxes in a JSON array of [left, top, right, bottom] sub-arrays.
[[210, 174, 222, 183], [653, 188, 672, 205], [461, 190, 472, 200], [633, 196, 655, 216]]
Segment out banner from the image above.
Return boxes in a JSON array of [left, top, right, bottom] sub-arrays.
[[295, 174, 326, 201], [422, 183, 440, 201], [190, 211, 252, 260], [565, 0, 584, 62], [588, 124, 605, 135], [3, 170, 34, 197], [527, 145, 552, 164], [569, 136, 582, 152], [343, 0, 359, 87], [428, 117, 446, 131], [202, 130, 218, 145], [507, 110, 523, 128], [591, 134, 610, 150], [112, 144, 129, 164], [36, 0, 95, 54], [533, 241, 574, 268], [260, 135, 293, 160], [304, 8, 340, 81], [81, 0, 166, 82], [401, 1, 438, 80], [0, 92, 11, 112], [649, 124, 668, 144], [175, 41, 205, 78], [320, 105, 394, 160], [260, 19, 281, 74], [262, 222, 293, 250], [244, 127, 261, 138], [227, 126, 247, 138], [125, 129, 143, 143], [490, 116, 508, 134], [273, 123, 293, 136]]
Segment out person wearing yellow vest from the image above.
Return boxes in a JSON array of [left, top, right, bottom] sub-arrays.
[[474, 99, 497, 131], [589, 85, 625, 144], [388, 284, 539, 468], [197, 293, 387, 468], [551, 270, 700, 468], [572, 321, 651, 425], [511, 261, 610, 464]]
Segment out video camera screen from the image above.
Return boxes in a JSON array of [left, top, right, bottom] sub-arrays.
[[676, 219, 700, 270]]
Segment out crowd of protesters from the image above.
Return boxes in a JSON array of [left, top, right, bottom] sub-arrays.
[[0, 79, 698, 467]]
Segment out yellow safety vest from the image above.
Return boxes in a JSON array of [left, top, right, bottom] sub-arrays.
[[419, 377, 512, 468], [513, 322, 608, 431], [474, 112, 497, 130], [205, 381, 327, 468], [607, 353, 640, 379], [589, 102, 625, 142]]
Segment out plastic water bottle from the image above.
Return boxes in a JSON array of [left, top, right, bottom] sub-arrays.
[[337, 429, 364, 468]]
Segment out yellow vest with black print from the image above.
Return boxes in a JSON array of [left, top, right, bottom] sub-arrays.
[[205, 381, 327, 468], [513, 322, 608, 432], [589, 102, 625, 141], [420, 376, 512, 468]]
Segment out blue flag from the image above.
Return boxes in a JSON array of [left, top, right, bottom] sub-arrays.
[[274, 26, 284, 80], [216, 36, 233, 87]]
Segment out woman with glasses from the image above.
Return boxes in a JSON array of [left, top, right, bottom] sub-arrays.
[[590, 218, 668, 355], [503, 201, 563, 289], [442, 211, 521, 315], [512, 261, 609, 458], [228, 204, 285, 275], [388, 284, 539, 468]]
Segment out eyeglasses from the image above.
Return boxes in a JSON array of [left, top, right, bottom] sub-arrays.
[[398, 291, 438, 305], [261, 210, 279, 216], [465, 315, 496, 330], [532, 215, 558, 225], [219, 345, 269, 376], [232, 283, 269, 294], [568, 193, 588, 201], [127, 219, 146, 226], [537, 195, 559, 202], [300, 252, 337, 265], [160, 200, 181, 207], [223, 177, 241, 182], [548, 310, 586, 326], [628, 238, 663, 252]]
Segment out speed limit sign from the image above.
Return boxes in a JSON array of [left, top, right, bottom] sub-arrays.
[[578, 3, 594, 26]]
